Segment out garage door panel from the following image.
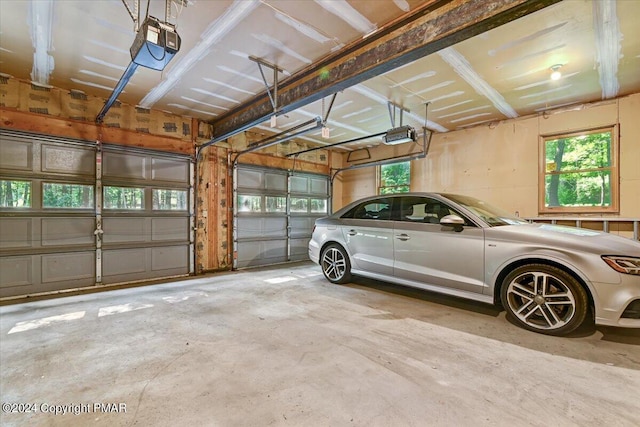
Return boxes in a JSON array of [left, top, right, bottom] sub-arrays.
[[151, 245, 188, 271], [0, 218, 32, 249], [237, 240, 287, 267], [103, 218, 146, 244], [103, 248, 147, 276], [102, 148, 191, 285], [265, 173, 287, 191], [41, 217, 94, 246], [0, 139, 33, 171], [263, 217, 287, 237], [103, 152, 146, 180], [290, 238, 311, 260], [1, 132, 193, 297], [237, 217, 287, 239], [290, 176, 308, 193], [238, 169, 263, 189], [261, 240, 287, 261], [41, 144, 94, 175], [235, 165, 327, 269], [151, 217, 188, 241], [310, 178, 327, 194], [151, 158, 188, 182], [0, 256, 33, 288], [41, 252, 95, 283], [290, 217, 315, 238]]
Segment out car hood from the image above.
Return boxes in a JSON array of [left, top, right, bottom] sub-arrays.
[[485, 223, 640, 256]]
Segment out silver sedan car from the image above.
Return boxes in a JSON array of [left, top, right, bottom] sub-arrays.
[[308, 193, 640, 336]]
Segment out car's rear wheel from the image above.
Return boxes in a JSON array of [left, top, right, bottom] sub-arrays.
[[500, 264, 589, 336], [321, 244, 352, 284]]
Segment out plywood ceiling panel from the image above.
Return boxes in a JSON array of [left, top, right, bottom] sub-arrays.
[[1, 0, 639, 150]]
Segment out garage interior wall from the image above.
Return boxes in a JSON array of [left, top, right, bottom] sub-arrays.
[[337, 93, 640, 227]]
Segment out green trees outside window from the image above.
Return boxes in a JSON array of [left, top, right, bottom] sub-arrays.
[[238, 195, 261, 212], [104, 186, 144, 210], [43, 183, 94, 209], [0, 180, 31, 207], [542, 128, 616, 212], [153, 189, 187, 210], [379, 161, 410, 194]]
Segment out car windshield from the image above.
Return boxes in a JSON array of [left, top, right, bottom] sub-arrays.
[[444, 194, 528, 227]]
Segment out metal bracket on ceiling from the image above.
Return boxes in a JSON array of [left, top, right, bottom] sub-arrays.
[[250, 56, 286, 127], [346, 148, 371, 163], [387, 101, 410, 128], [122, 1, 183, 32], [231, 117, 323, 167], [285, 131, 385, 158], [321, 93, 338, 138], [121, 0, 140, 31], [330, 129, 432, 187]]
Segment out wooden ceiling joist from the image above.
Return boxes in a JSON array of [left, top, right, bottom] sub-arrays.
[[205, 0, 561, 146]]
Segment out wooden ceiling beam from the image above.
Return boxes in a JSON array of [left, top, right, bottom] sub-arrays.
[[204, 0, 561, 146]]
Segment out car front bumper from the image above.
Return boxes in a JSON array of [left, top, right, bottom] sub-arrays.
[[593, 274, 640, 328]]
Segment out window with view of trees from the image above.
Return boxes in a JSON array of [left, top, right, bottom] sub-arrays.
[[104, 186, 144, 210], [0, 180, 31, 208], [379, 161, 410, 194], [540, 127, 618, 213], [43, 183, 94, 209], [153, 189, 187, 210]]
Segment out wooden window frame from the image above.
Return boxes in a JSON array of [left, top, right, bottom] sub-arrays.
[[538, 125, 619, 214]]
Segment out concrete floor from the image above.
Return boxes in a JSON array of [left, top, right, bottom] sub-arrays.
[[1, 261, 639, 427]]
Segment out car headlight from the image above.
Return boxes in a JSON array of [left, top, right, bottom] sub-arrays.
[[602, 256, 640, 276]]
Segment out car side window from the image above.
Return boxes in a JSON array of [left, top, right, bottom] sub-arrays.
[[343, 198, 393, 220], [398, 196, 476, 226]]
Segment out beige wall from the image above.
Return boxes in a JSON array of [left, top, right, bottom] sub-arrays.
[[337, 93, 640, 219]]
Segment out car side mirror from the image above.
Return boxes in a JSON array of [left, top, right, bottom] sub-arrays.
[[440, 214, 465, 232]]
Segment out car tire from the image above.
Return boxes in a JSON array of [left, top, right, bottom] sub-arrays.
[[500, 263, 589, 336], [320, 244, 352, 284]]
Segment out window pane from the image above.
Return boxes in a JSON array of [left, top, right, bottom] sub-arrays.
[[43, 183, 94, 209], [290, 197, 308, 213], [380, 161, 410, 194], [348, 199, 392, 220], [153, 189, 187, 210], [545, 132, 612, 173], [0, 180, 31, 207], [380, 185, 409, 194], [310, 198, 327, 214], [545, 171, 611, 208], [265, 196, 286, 213], [238, 195, 261, 212], [543, 129, 614, 210], [104, 186, 144, 210]]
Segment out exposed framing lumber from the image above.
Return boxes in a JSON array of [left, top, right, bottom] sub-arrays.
[[1, 107, 194, 156], [207, 0, 560, 143]]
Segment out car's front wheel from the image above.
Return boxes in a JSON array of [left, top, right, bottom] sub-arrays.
[[320, 244, 352, 284], [500, 264, 589, 336]]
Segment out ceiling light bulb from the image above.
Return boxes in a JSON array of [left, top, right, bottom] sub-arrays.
[[550, 64, 562, 81]]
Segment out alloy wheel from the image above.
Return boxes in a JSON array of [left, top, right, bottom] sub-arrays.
[[321, 247, 347, 282], [505, 271, 577, 331]]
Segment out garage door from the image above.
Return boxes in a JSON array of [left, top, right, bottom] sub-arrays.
[[234, 164, 328, 268], [101, 145, 193, 284], [0, 130, 193, 298]]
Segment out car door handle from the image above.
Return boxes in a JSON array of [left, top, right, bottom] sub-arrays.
[[347, 229, 357, 236], [395, 234, 410, 241]]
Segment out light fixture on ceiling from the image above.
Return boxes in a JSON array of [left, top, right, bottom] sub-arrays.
[[550, 64, 563, 81]]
